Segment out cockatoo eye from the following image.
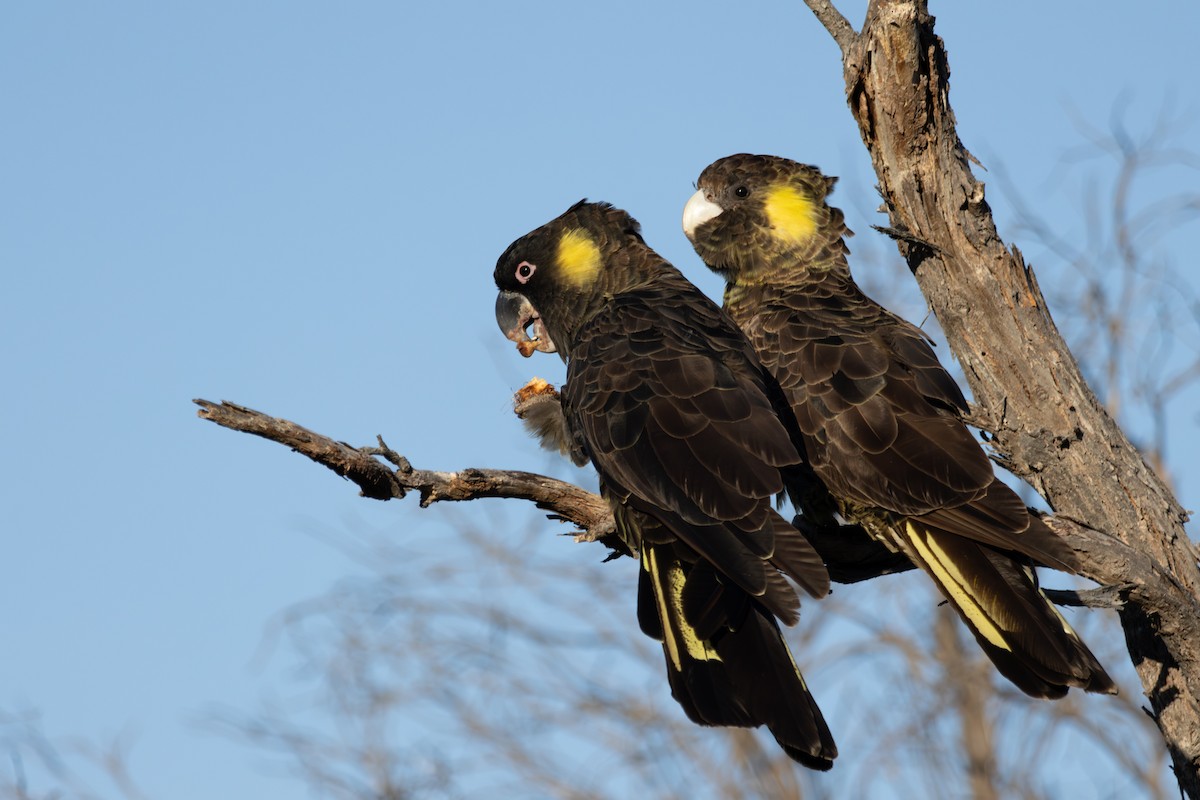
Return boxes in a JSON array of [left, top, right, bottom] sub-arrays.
[[516, 261, 536, 284]]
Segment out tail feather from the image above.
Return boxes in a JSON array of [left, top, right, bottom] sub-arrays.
[[639, 544, 837, 769], [899, 522, 1115, 698], [919, 479, 1079, 572], [655, 513, 803, 625], [767, 509, 831, 598]]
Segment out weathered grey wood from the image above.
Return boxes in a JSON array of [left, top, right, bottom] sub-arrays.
[[802, 0, 1200, 792]]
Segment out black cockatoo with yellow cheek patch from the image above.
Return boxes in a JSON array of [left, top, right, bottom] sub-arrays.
[[494, 200, 838, 769], [683, 153, 1114, 699]]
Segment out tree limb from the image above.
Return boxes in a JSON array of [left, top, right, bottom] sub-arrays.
[[802, 0, 858, 52], [193, 399, 615, 542]]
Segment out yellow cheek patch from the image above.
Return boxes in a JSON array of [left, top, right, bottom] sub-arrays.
[[556, 228, 602, 287], [764, 184, 818, 244]]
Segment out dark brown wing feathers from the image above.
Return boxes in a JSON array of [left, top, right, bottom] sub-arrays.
[[564, 276, 837, 765], [567, 285, 829, 600], [731, 271, 1112, 696]]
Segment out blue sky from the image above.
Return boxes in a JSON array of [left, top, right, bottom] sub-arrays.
[[3, 2, 1197, 797]]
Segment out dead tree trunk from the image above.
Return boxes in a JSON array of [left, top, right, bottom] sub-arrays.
[[804, 0, 1200, 793]]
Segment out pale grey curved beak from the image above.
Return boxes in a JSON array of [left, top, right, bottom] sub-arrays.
[[682, 189, 724, 240], [495, 290, 557, 358]]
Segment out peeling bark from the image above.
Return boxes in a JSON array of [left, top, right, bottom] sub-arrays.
[[805, 0, 1200, 792]]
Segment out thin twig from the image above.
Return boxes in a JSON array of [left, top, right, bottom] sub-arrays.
[[871, 224, 946, 257], [1042, 584, 1134, 610]]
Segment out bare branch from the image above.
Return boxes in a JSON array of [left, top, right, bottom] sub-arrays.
[[194, 399, 615, 542], [802, 0, 858, 52]]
